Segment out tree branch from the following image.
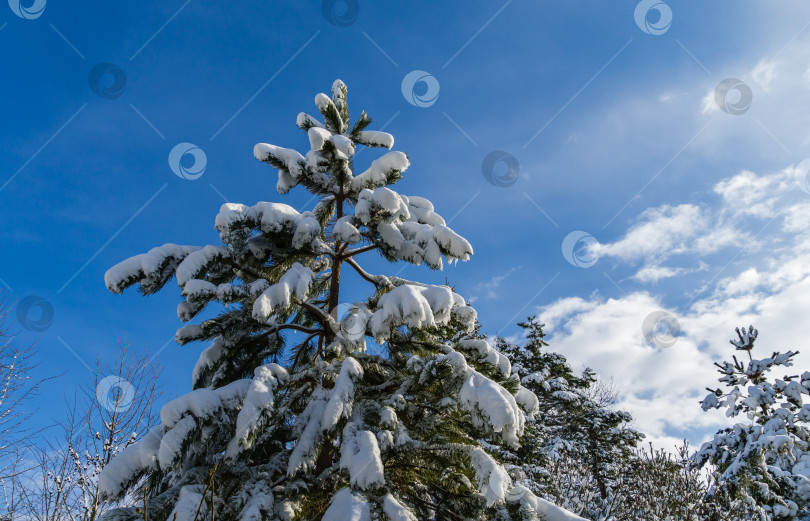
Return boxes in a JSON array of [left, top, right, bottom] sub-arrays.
[[344, 258, 382, 288], [300, 301, 331, 325], [264, 323, 323, 336], [341, 244, 378, 259], [228, 260, 264, 281], [290, 331, 322, 374]]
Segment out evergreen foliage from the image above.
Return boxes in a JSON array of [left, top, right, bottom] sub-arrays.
[[98, 81, 580, 521], [696, 326, 810, 520]]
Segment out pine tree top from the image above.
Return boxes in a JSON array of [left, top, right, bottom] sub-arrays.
[[697, 327, 810, 520]]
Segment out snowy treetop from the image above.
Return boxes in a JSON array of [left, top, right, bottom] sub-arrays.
[[99, 80, 581, 521], [697, 327, 810, 519]]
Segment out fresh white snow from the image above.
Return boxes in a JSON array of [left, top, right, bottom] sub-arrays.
[[322, 488, 371, 521], [252, 263, 315, 322], [339, 424, 385, 489]]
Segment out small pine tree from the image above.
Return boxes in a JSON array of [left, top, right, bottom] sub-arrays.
[[496, 318, 642, 518], [696, 326, 810, 520], [97, 81, 584, 521]]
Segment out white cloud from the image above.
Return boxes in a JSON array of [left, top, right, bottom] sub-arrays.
[[536, 165, 810, 450], [539, 251, 810, 450], [537, 292, 727, 450], [630, 261, 708, 284], [693, 35, 810, 154], [752, 59, 777, 91], [783, 202, 810, 233], [470, 266, 521, 302], [659, 91, 684, 103], [592, 163, 810, 285], [712, 168, 793, 219], [595, 204, 706, 261], [700, 90, 718, 115], [631, 265, 686, 283]]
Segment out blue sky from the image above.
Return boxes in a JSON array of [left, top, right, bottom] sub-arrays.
[[4, 0, 810, 448]]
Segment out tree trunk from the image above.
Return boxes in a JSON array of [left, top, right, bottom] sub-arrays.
[[326, 259, 341, 342], [325, 189, 344, 343], [315, 439, 334, 476], [316, 189, 344, 475], [591, 452, 608, 499]]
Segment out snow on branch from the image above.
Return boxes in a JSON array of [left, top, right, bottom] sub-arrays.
[[355, 130, 394, 149], [405, 196, 445, 225], [235, 480, 274, 520], [168, 485, 207, 521], [181, 278, 217, 302], [730, 324, 758, 351], [456, 339, 540, 416], [296, 111, 324, 131], [351, 152, 410, 192], [176, 245, 230, 287], [156, 380, 251, 469], [226, 363, 288, 459], [369, 284, 474, 341], [287, 358, 363, 477], [308, 127, 332, 152], [180, 278, 271, 322], [252, 263, 315, 322], [104, 243, 200, 294], [322, 488, 371, 521], [332, 79, 348, 113], [353, 188, 473, 268], [409, 346, 528, 448], [339, 423, 385, 490], [461, 369, 525, 448], [331, 135, 355, 159], [215, 202, 322, 250], [470, 447, 512, 507], [514, 386, 540, 417], [457, 339, 512, 378], [287, 389, 328, 476], [356, 187, 411, 222], [507, 485, 588, 521], [382, 494, 417, 521], [192, 337, 228, 386], [97, 426, 163, 499], [321, 357, 363, 431], [254, 143, 306, 194], [334, 216, 362, 244]]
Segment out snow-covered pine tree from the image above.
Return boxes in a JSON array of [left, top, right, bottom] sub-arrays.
[[696, 326, 810, 520], [97, 81, 585, 521], [496, 318, 642, 518]]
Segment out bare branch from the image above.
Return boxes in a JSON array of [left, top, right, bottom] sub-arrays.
[[17, 338, 162, 521]]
